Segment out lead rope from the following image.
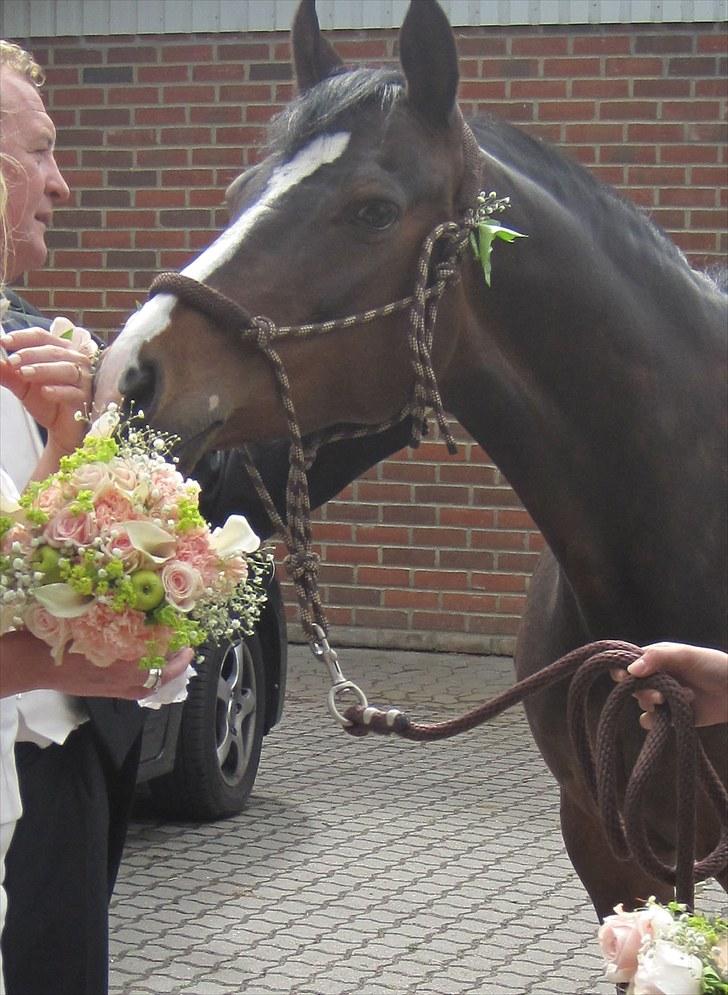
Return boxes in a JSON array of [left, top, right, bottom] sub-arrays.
[[342, 639, 728, 908]]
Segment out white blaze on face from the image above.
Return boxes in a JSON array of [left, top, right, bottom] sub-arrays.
[[96, 131, 351, 407]]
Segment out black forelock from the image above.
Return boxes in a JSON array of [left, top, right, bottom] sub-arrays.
[[268, 67, 405, 157]]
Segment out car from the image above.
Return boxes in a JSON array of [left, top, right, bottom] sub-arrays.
[[136, 574, 287, 820]]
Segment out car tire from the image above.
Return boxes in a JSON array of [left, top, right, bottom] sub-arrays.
[[146, 631, 266, 820]]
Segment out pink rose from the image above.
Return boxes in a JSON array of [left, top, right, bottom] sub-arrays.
[[162, 560, 205, 612], [44, 507, 98, 548], [24, 602, 71, 663], [35, 482, 67, 515], [598, 906, 672, 985]]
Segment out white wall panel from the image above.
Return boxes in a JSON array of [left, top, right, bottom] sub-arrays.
[[1, 0, 725, 38]]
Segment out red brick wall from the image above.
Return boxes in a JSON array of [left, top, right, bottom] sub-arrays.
[[15, 22, 727, 653]]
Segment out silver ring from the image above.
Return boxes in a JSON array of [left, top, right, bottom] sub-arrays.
[[143, 667, 163, 692]]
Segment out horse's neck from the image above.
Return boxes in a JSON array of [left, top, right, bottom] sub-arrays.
[[443, 156, 727, 644]]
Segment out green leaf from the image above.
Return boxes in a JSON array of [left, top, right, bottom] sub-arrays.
[[471, 220, 527, 287], [59, 329, 74, 340]]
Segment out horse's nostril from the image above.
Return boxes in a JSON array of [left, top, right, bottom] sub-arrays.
[[119, 361, 157, 414]]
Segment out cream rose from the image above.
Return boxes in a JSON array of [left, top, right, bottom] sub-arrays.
[[631, 940, 703, 995], [599, 905, 674, 985], [107, 458, 139, 494], [161, 560, 205, 613], [71, 462, 113, 498]]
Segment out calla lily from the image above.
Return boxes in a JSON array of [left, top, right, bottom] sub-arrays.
[[122, 521, 176, 564], [209, 515, 260, 558], [0, 473, 23, 520], [87, 404, 120, 440], [33, 583, 94, 618]]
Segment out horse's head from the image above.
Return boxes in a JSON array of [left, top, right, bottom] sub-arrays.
[[95, 0, 481, 468]]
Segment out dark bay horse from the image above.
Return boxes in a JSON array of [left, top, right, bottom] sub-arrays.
[[96, 0, 727, 921]]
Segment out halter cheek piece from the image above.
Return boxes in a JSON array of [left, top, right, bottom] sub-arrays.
[[147, 123, 485, 645]]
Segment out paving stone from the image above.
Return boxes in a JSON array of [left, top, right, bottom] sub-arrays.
[[108, 646, 725, 995]]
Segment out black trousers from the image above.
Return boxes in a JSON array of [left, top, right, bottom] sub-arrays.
[[2, 723, 141, 995]]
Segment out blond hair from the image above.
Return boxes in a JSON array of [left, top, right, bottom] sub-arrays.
[[0, 40, 45, 87], [0, 42, 44, 290]]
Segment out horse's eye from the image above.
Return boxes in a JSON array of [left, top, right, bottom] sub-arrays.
[[353, 200, 399, 230]]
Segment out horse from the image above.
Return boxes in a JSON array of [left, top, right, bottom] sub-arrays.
[[95, 0, 727, 923]]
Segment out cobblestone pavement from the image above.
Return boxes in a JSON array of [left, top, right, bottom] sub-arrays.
[[110, 646, 725, 995]]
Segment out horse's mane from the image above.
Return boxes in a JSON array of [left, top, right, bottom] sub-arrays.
[[469, 116, 724, 295], [269, 66, 724, 297]]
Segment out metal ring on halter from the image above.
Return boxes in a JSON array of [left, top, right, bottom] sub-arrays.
[[143, 667, 163, 692], [327, 680, 368, 727]]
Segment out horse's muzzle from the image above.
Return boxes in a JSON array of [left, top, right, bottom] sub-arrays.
[[118, 359, 158, 417]]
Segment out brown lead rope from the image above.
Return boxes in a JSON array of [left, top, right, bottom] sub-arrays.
[[342, 639, 728, 909]]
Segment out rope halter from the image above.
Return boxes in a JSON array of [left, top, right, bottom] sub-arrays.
[[147, 188, 486, 640]]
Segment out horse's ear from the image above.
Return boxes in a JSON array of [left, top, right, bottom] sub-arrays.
[[292, 0, 345, 93], [399, 0, 459, 129]]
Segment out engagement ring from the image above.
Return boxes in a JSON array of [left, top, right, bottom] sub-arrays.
[[143, 668, 163, 692]]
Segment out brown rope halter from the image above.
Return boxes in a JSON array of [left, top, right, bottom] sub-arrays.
[[149, 208, 475, 639], [145, 129, 727, 908]]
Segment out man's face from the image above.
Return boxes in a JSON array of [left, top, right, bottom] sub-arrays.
[[0, 69, 70, 280]]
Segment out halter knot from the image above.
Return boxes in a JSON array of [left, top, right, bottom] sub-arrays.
[[252, 315, 276, 348], [284, 549, 320, 582]]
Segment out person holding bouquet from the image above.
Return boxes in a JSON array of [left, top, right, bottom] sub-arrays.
[[0, 43, 191, 995]]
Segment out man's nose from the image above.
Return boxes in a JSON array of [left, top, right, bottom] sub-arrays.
[[47, 156, 70, 203]]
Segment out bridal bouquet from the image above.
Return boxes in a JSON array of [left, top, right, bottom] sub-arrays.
[[598, 897, 728, 994], [0, 405, 269, 670]]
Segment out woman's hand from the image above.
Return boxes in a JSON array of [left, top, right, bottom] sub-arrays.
[[1, 631, 194, 700], [611, 642, 728, 729], [0, 320, 97, 456]]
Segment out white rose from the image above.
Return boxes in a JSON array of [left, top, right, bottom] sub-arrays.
[[49, 316, 99, 358], [631, 940, 703, 995]]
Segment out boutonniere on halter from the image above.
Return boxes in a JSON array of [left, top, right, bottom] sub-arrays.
[[469, 190, 527, 287]]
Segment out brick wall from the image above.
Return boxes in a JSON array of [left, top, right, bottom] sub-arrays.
[[14, 22, 727, 653]]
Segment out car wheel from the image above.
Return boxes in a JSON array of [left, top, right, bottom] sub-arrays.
[[146, 631, 266, 820]]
